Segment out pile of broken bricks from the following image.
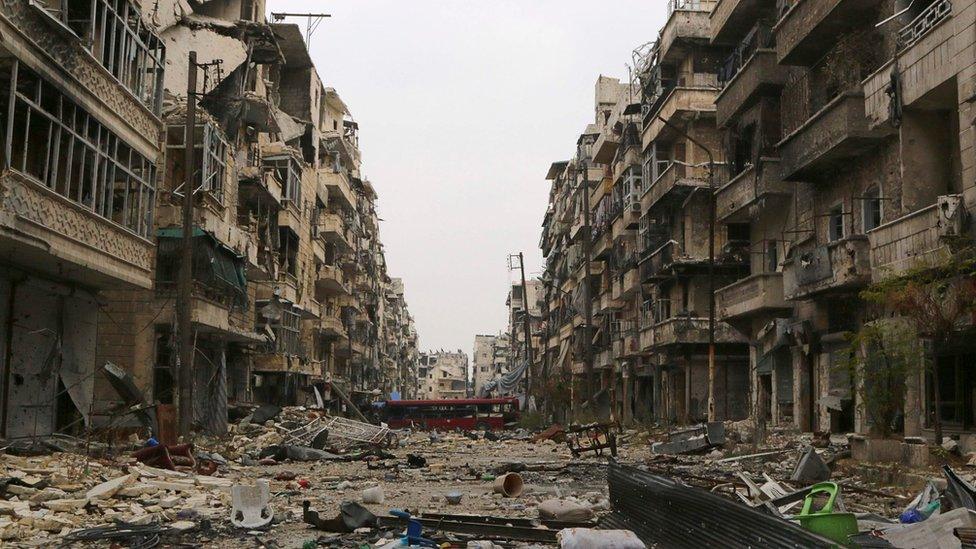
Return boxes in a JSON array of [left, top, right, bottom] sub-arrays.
[[0, 451, 238, 542]]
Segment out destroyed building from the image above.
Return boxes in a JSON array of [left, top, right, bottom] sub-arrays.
[[418, 350, 469, 400], [538, 0, 976, 448], [0, 0, 419, 438], [472, 333, 510, 396]]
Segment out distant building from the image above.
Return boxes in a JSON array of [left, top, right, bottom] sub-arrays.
[[418, 350, 469, 399], [473, 333, 510, 396]]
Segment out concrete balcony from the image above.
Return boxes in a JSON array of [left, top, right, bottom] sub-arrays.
[[317, 310, 348, 339], [252, 354, 317, 377], [715, 159, 790, 222], [621, 266, 640, 299], [869, 195, 964, 281], [652, 317, 746, 348], [315, 264, 350, 300], [318, 212, 354, 252], [774, 0, 885, 66], [778, 93, 894, 181], [642, 87, 719, 149], [592, 130, 620, 164], [711, 0, 774, 44], [640, 325, 655, 351], [716, 50, 786, 128], [0, 173, 155, 290], [660, 1, 717, 64], [641, 162, 715, 213], [783, 236, 871, 300], [863, 0, 957, 129], [319, 169, 356, 209], [716, 272, 790, 321]]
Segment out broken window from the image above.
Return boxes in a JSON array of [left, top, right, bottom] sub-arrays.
[[264, 155, 302, 205], [0, 60, 157, 238], [927, 354, 976, 429], [153, 327, 175, 404], [273, 306, 302, 357], [33, 0, 165, 113], [828, 205, 845, 242], [278, 227, 299, 277], [862, 187, 882, 232], [766, 240, 779, 272], [166, 123, 228, 203]]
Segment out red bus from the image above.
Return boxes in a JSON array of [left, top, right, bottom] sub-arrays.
[[381, 398, 520, 431]]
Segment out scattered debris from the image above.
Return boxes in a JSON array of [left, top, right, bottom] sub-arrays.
[[791, 446, 831, 483], [557, 527, 646, 549], [651, 422, 724, 455], [565, 423, 618, 457]]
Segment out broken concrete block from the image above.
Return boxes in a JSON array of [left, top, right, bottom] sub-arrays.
[[27, 488, 67, 503], [41, 499, 89, 512], [86, 473, 135, 500], [652, 435, 710, 455], [0, 501, 30, 518], [538, 499, 594, 522], [791, 446, 830, 484], [159, 495, 181, 509], [230, 480, 273, 529], [146, 479, 196, 492]]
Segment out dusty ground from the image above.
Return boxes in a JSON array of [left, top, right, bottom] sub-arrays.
[[1, 420, 959, 548]]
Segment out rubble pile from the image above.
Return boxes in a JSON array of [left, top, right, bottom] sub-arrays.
[[5, 413, 976, 547]]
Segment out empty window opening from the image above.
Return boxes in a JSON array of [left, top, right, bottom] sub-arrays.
[[862, 187, 882, 232], [0, 60, 157, 237], [166, 123, 228, 203], [828, 205, 845, 242]]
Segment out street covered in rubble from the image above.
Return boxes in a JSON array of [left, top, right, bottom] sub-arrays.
[[7, 407, 976, 547]]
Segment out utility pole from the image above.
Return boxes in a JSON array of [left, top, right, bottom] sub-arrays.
[[580, 157, 595, 405], [177, 52, 198, 437], [655, 115, 717, 421], [512, 253, 534, 394]]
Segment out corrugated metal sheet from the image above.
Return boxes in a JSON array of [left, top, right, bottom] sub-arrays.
[[604, 461, 834, 548]]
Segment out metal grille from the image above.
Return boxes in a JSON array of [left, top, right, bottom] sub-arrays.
[[898, 0, 952, 50]]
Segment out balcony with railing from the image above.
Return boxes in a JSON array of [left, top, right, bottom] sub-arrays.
[[317, 303, 348, 339], [316, 211, 354, 252], [319, 168, 356, 210], [778, 65, 895, 180], [715, 158, 790, 222], [641, 161, 726, 213], [711, 0, 777, 45], [642, 76, 721, 147], [774, 0, 886, 66], [652, 316, 747, 347], [661, 0, 719, 63], [640, 240, 679, 282], [716, 271, 790, 321], [863, 0, 955, 128], [716, 24, 786, 127], [315, 263, 351, 300], [782, 235, 871, 300], [868, 195, 964, 280]]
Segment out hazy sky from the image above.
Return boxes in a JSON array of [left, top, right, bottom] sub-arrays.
[[285, 0, 666, 353]]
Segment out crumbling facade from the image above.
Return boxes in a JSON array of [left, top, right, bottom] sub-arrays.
[[472, 332, 511, 396], [418, 350, 469, 400], [538, 0, 976, 446], [0, 0, 418, 438]]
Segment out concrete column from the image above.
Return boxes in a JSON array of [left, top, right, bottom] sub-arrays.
[[793, 346, 812, 431]]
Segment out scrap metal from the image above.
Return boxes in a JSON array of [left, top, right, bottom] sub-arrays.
[[602, 460, 835, 548]]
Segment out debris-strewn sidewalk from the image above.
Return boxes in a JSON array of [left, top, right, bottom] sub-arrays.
[[3, 413, 976, 547]]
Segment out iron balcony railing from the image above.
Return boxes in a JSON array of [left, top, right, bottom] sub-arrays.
[[897, 0, 952, 50], [719, 23, 774, 86]]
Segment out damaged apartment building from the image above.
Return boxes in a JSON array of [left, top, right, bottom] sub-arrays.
[[539, 0, 976, 445], [0, 0, 418, 438]]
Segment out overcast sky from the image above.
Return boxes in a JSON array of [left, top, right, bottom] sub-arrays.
[[284, 0, 666, 354]]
